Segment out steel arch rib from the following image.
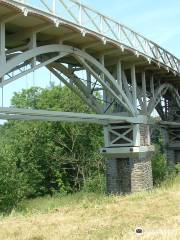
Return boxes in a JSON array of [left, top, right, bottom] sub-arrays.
[[47, 66, 102, 113], [0, 44, 135, 116], [0, 54, 66, 87], [168, 85, 180, 108], [50, 61, 132, 115], [148, 83, 180, 115], [148, 83, 170, 115], [72, 54, 135, 115], [48, 62, 103, 113]]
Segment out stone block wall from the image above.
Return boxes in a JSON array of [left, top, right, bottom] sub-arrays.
[[106, 153, 153, 194], [130, 153, 153, 192], [105, 123, 153, 194]]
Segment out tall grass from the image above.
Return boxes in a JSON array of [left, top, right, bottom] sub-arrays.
[[0, 175, 179, 240]]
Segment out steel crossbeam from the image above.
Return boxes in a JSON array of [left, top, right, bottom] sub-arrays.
[[0, 107, 148, 124]]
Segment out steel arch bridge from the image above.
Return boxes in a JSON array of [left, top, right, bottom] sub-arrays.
[[0, 0, 180, 193]]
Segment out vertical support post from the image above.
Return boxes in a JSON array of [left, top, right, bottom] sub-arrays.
[[131, 65, 137, 113], [150, 75, 155, 99], [99, 55, 107, 111], [99, 55, 105, 81], [142, 71, 147, 114], [122, 70, 132, 103], [117, 60, 122, 91], [165, 98, 168, 118], [86, 70, 91, 94], [30, 32, 36, 68], [115, 60, 123, 112]]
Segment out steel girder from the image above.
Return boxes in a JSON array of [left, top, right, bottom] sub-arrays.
[[0, 107, 148, 124]]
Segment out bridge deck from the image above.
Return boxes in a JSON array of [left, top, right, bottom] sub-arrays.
[[1, 0, 180, 87]]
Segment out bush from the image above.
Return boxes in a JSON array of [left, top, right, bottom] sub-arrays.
[[0, 144, 27, 213], [82, 173, 106, 193], [175, 163, 180, 173], [152, 145, 168, 185], [0, 86, 104, 213]]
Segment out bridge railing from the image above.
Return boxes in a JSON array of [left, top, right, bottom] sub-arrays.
[[14, 0, 180, 73]]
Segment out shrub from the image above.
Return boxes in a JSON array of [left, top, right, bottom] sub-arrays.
[[83, 173, 106, 193], [152, 145, 167, 185], [175, 163, 180, 173], [0, 144, 27, 213]]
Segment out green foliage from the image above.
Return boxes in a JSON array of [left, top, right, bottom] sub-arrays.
[[152, 145, 167, 185], [0, 86, 104, 213], [82, 173, 106, 193], [152, 144, 180, 185], [1, 85, 177, 213], [175, 163, 180, 173], [151, 128, 179, 185], [0, 142, 27, 213]]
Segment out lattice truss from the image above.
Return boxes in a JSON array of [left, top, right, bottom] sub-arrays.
[[15, 0, 179, 73]]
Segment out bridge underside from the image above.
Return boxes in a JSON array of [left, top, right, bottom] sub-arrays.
[[0, 0, 180, 193]]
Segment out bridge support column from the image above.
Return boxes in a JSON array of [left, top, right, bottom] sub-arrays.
[[102, 122, 154, 194], [162, 127, 180, 166]]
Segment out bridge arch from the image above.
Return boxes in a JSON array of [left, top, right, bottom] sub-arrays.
[[2, 44, 135, 115]]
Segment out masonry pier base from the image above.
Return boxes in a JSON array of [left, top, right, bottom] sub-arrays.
[[102, 123, 154, 194]]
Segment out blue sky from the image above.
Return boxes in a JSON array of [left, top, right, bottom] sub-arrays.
[[84, 0, 180, 56], [1, 0, 180, 108]]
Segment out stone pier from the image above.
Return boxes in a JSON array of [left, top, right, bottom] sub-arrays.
[[102, 122, 154, 194]]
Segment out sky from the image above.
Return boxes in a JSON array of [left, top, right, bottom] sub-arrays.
[[1, 0, 180, 109], [84, 0, 180, 56]]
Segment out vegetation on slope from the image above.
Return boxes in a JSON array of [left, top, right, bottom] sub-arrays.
[[0, 175, 179, 240], [0, 85, 179, 214], [0, 86, 104, 212]]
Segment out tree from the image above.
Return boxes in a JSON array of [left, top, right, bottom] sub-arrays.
[[0, 86, 104, 212]]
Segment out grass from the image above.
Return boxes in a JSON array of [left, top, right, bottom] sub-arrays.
[[0, 176, 180, 240]]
